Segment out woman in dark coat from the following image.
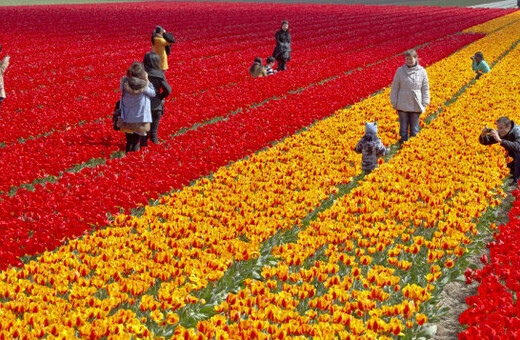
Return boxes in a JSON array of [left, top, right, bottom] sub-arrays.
[[272, 20, 291, 72], [142, 52, 172, 145]]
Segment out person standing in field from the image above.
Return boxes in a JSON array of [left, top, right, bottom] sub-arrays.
[[142, 52, 171, 145], [0, 44, 10, 112], [390, 49, 430, 144], [272, 20, 291, 72], [151, 26, 174, 72], [471, 51, 490, 80], [118, 62, 155, 153]]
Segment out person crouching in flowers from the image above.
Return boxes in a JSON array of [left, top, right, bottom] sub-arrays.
[[471, 51, 490, 80], [265, 56, 277, 76], [355, 121, 388, 175], [479, 116, 520, 188], [117, 62, 155, 153], [249, 57, 266, 78]]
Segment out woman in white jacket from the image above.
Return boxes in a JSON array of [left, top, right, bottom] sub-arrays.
[[390, 49, 430, 143]]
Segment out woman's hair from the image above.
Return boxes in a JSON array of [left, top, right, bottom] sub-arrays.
[[404, 49, 418, 58], [266, 56, 275, 64], [151, 26, 165, 44], [155, 26, 164, 34], [143, 52, 161, 72], [279, 20, 290, 33], [127, 62, 147, 80], [250, 58, 265, 77]]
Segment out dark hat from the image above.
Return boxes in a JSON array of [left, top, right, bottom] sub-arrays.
[[474, 51, 483, 59]]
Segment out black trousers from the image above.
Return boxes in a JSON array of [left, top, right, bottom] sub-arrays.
[[139, 109, 163, 147], [149, 110, 163, 144], [507, 151, 520, 183], [0, 97, 3, 111], [276, 58, 288, 71], [125, 133, 146, 153]]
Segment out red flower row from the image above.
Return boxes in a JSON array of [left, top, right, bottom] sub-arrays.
[[0, 29, 484, 193], [0, 3, 506, 145], [459, 190, 520, 339], [0, 32, 482, 270]]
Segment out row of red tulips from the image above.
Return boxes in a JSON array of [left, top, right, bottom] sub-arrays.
[[0, 31, 483, 194], [459, 189, 520, 339], [0, 4, 503, 146], [0, 33, 480, 270], [2, 4, 494, 91]]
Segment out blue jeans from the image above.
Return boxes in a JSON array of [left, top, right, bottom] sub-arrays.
[[398, 111, 421, 142], [0, 97, 4, 111]]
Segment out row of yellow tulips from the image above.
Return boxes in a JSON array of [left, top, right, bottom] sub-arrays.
[[463, 10, 520, 34], [193, 23, 520, 338], [0, 14, 519, 339]]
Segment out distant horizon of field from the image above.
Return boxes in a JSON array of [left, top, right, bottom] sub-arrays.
[[0, 0, 509, 7]]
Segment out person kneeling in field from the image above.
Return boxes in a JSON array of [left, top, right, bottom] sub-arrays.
[[471, 51, 490, 80], [480, 117, 520, 188], [249, 57, 266, 78], [265, 56, 277, 76], [117, 62, 156, 153], [354, 121, 388, 175]]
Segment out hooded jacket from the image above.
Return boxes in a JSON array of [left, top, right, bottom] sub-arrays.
[[120, 76, 155, 124], [390, 63, 430, 113], [0, 55, 10, 99], [354, 122, 388, 172], [273, 21, 291, 61], [479, 121, 520, 156], [250, 63, 267, 78]]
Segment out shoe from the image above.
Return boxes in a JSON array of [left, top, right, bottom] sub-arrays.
[[505, 179, 519, 191]]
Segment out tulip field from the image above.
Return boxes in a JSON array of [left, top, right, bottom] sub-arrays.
[[1, 1, 520, 338]]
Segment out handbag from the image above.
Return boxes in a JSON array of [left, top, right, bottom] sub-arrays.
[[112, 100, 121, 131]]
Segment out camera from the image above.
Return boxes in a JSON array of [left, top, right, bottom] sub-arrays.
[[484, 126, 492, 133]]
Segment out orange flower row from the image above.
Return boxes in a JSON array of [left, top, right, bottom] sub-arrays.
[[196, 20, 520, 338]]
